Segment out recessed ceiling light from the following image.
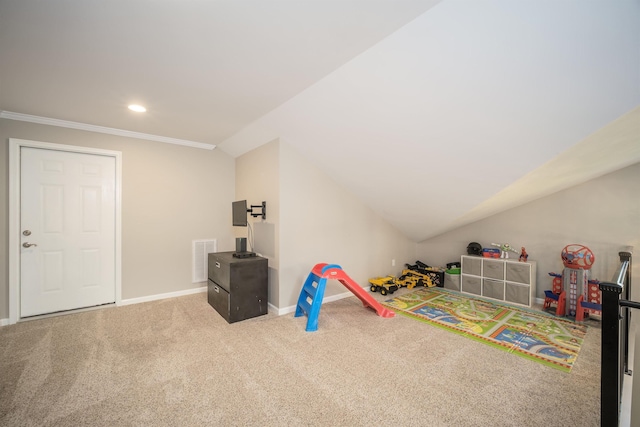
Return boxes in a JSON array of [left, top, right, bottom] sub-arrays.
[[128, 104, 146, 113]]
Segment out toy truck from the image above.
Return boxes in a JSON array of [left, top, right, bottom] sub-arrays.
[[404, 261, 445, 287], [397, 269, 434, 289], [369, 276, 400, 295], [369, 271, 435, 295]]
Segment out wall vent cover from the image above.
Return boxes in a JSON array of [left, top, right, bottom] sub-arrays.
[[192, 239, 217, 283]]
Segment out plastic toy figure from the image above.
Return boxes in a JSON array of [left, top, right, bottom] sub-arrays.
[[491, 242, 518, 259], [519, 247, 529, 262]]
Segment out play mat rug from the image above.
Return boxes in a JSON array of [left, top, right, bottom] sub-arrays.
[[382, 288, 587, 372]]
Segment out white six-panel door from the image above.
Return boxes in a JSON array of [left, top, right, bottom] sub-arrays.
[[20, 147, 116, 317]]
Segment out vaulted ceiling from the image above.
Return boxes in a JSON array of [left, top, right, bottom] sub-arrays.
[[2, 0, 639, 241]]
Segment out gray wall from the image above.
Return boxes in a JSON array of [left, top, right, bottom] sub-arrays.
[[0, 119, 236, 319], [417, 162, 640, 302], [278, 141, 416, 310]]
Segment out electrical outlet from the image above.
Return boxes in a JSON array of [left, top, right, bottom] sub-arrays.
[[392, 259, 396, 267]]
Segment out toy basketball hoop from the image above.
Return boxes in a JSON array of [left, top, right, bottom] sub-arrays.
[[561, 244, 595, 270]]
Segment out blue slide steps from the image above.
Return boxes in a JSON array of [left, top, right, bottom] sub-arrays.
[[294, 264, 339, 332]]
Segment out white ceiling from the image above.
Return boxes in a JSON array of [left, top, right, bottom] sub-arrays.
[[0, 0, 440, 143], [2, 0, 639, 241]]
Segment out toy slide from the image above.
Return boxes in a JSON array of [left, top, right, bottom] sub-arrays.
[[295, 263, 395, 332]]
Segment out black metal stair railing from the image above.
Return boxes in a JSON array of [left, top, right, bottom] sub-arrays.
[[600, 251, 634, 426]]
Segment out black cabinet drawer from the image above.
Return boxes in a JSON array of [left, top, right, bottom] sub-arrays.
[[208, 279, 230, 322], [208, 254, 231, 290], [229, 294, 267, 323]]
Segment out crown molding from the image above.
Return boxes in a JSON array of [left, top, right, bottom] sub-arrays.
[[0, 111, 216, 150]]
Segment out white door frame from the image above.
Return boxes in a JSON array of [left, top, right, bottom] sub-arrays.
[[9, 138, 122, 324]]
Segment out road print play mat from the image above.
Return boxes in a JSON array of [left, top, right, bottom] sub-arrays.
[[382, 287, 587, 372]]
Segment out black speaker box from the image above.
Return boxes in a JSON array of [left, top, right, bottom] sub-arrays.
[[236, 237, 247, 253]]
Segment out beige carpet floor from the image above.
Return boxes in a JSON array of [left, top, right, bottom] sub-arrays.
[[1, 289, 601, 426]]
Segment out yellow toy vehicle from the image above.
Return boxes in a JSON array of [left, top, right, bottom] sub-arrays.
[[397, 269, 435, 288], [370, 270, 435, 295], [404, 261, 445, 287], [369, 276, 400, 295]]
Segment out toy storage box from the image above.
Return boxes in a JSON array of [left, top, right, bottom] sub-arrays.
[[423, 270, 445, 287], [444, 272, 460, 291]]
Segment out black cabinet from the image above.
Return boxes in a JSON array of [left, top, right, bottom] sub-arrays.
[[207, 252, 268, 323]]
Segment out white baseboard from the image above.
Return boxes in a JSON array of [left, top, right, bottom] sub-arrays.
[[268, 302, 280, 315], [274, 289, 360, 316], [119, 286, 207, 306], [0, 318, 9, 326], [278, 292, 547, 314], [119, 286, 353, 316]]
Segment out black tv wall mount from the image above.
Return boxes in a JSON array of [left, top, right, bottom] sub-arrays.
[[249, 201, 266, 220]]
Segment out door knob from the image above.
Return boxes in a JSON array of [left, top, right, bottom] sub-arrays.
[[22, 242, 37, 248], [22, 230, 31, 236]]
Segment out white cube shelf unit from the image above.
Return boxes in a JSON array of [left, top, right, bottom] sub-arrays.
[[460, 255, 536, 307]]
